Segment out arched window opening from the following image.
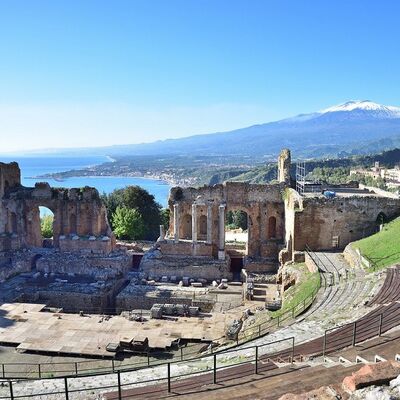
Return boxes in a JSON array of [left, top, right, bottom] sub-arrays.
[[40, 207, 54, 248], [180, 214, 192, 239], [376, 212, 387, 232], [225, 209, 249, 279], [199, 215, 207, 236], [225, 210, 248, 249], [69, 213, 77, 234], [10, 212, 17, 233]]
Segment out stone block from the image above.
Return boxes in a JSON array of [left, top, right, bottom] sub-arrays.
[[182, 277, 190, 286], [188, 306, 200, 316], [150, 305, 163, 319], [342, 361, 400, 392], [218, 282, 227, 289]]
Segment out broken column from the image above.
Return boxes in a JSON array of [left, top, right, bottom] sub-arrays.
[[218, 203, 226, 260], [191, 203, 197, 243], [206, 203, 212, 244], [158, 225, 165, 241], [173, 204, 179, 243], [278, 148, 291, 185]]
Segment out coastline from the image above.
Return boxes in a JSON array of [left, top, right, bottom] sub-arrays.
[[34, 172, 182, 187]]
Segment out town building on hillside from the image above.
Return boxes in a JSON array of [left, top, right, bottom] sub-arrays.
[[350, 161, 400, 189]]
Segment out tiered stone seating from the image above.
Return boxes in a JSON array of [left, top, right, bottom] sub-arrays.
[[368, 265, 400, 306]]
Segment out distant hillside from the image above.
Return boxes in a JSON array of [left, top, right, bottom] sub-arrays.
[[103, 101, 400, 159], [230, 148, 400, 184]]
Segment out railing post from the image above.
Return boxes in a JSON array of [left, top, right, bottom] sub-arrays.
[[117, 370, 122, 400], [378, 314, 383, 336], [291, 337, 295, 365], [75, 362, 78, 376], [147, 352, 150, 366], [322, 330, 327, 358], [213, 354, 217, 384], [167, 362, 171, 393], [180, 346, 184, 361], [277, 315, 280, 327], [112, 359, 115, 373], [352, 321, 357, 347], [258, 324, 261, 336], [2, 363, 4, 378], [255, 346, 258, 374], [38, 363, 41, 379], [9, 380, 14, 400], [64, 377, 69, 400]]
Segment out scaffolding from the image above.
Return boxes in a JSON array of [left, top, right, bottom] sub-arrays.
[[296, 161, 306, 195]]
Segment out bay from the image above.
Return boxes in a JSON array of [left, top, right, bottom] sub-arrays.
[[0, 156, 170, 208]]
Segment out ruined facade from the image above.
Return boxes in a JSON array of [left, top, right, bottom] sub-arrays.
[[0, 162, 115, 254], [152, 148, 400, 276], [163, 181, 286, 261]]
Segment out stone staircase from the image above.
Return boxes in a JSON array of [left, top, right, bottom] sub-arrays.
[[252, 283, 268, 302]]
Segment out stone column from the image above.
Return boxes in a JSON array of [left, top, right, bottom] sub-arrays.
[[206, 204, 212, 244], [218, 204, 226, 260], [191, 203, 197, 243], [173, 204, 179, 243], [159, 225, 165, 241]]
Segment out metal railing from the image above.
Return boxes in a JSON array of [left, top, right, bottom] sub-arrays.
[[0, 336, 297, 400], [0, 309, 393, 400], [0, 267, 323, 381], [1, 274, 397, 399]]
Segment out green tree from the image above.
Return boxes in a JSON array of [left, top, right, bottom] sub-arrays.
[[233, 210, 248, 230], [160, 208, 170, 231], [225, 210, 248, 230], [102, 186, 162, 240], [41, 215, 53, 238], [112, 207, 145, 240]]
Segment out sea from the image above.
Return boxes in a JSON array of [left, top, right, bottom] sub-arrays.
[[1, 156, 170, 209]]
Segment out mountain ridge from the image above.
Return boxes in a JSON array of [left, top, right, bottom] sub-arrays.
[[4, 100, 400, 159]]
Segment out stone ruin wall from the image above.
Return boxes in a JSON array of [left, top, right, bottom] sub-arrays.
[[18, 277, 127, 314], [165, 181, 286, 260], [278, 148, 291, 184], [0, 250, 34, 282], [0, 162, 115, 254], [140, 253, 233, 281], [36, 251, 133, 280], [116, 291, 200, 313], [283, 188, 400, 258]]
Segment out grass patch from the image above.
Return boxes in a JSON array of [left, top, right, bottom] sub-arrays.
[[271, 263, 320, 318], [351, 217, 400, 271]]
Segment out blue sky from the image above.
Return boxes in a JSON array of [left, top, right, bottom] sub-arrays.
[[1, 0, 400, 152]]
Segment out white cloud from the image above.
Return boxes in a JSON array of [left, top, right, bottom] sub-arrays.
[[0, 102, 280, 153]]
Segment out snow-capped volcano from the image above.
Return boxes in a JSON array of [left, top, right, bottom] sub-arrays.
[[321, 100, 400, 118], [51, 99, 400, 159]]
